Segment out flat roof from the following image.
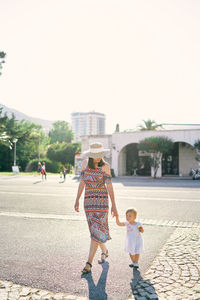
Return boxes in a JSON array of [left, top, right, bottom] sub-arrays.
[[71, 112, 105, 117]]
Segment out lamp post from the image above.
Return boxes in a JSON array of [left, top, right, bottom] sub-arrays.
[[38, 135, 40, 162], [13, 138, 18, 166]]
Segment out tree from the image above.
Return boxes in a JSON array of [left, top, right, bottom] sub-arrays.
[[0, 108, 12, 148], [138, 136, 174, 178], [0, 51, 6, 76], [30, 129, 49, 162], [138, 119, 163, 131], [49, 121, 73, 143], [0, 107, 48, 171], [115, 124, 120, 133], [47, 142, 81, 166]]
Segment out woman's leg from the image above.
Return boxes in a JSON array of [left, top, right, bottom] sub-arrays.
[[98, 242, 108, 263], [83, 238, 99, 271], [99, 242, 107, 254]]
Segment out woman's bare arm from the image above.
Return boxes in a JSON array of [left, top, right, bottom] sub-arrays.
[[103, 163, 118, 217], [74, 160, 87, 212], [115, 215, 125, 227]]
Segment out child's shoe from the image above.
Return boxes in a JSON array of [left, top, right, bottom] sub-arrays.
[[129, 262, 139, 268]]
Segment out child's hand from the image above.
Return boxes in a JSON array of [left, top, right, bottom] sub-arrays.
[[138, 225, 144, 233]]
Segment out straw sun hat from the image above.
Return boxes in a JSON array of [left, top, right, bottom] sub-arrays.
[[82, 142, 110, 159]]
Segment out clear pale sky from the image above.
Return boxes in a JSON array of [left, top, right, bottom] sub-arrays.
[[0, 0, 200, 133]]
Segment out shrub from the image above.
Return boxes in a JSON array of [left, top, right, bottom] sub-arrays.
[[25, 158, 62, 173]]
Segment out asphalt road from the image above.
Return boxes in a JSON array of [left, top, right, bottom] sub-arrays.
[[0, 174, 199, 300]]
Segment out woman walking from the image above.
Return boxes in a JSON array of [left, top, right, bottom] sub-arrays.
[[74, 142, 118, 274]]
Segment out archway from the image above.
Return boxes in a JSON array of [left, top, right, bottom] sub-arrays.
[[162, 141, 197, 176], [118, 143, 151, 176], [162, 142, 179, 175]]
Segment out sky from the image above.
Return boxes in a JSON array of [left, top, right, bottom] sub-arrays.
[[0, 0, 200, 134]]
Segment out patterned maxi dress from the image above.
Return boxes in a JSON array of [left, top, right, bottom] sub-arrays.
[[80, 167, 112, 243]]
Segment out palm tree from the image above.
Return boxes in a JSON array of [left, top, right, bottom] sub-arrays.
[[138, 119, 163, 131], [0, 52, 6, 76]]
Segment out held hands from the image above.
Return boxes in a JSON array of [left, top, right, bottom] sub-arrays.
[[111, 205, 118, 218]]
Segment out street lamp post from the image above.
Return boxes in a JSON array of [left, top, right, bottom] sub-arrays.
[[38, 135, 40, 162], [13, 138, 18, 166]]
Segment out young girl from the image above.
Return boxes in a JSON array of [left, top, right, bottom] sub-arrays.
[[116, 208, 144, 268]]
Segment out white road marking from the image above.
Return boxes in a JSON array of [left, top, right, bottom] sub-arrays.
[[0, 211, 199, 228], [0, 191, 199, 202]]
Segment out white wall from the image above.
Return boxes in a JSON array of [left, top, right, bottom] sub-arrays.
[[81, 129, 200, 176]]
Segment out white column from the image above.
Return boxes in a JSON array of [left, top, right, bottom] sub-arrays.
[[112, 148, 119, 176], [151, 153, 162, 178]]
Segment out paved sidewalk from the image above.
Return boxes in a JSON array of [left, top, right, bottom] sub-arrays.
[[128, 227, 200, 300], [0, 227, 199, 300]]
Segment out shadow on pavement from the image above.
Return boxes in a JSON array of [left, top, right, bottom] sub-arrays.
[[71, 175, 200, 188], [33, 180, 43, 184], [130, 268, 158, 299], [113, 176, 200, 189], [81, 262, 109, 300], [72, 176, 80, 182], [59, 180, 65, 184]]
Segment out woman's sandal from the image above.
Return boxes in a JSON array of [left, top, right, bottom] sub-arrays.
[[82, 262, 92, 274], [98, 250, 109, 264]]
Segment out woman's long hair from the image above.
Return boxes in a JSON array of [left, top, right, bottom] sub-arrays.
[[88, 157, 105, 169]]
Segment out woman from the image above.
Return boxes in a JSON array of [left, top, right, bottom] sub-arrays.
[[74, 142, 118, 274]]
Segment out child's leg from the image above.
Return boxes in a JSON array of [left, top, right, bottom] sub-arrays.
[[129, 254, 140, 268], [129, 254, 136, 262], [129, 254, 140, 263], [134, 254, 140, 263]]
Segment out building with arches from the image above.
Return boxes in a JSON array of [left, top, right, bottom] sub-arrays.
[[81, 129, 200, 177]]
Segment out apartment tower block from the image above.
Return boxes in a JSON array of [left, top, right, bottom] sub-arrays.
[[71, 111, 105, 141]]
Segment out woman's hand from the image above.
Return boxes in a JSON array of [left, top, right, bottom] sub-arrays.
[[74, 201, 79, 212], [111, 205, 118, 217]]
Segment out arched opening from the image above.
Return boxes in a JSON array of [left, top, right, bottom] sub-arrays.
[[162, 142, 179, 176], [162, 141, 197, 176], [118, 143, 151, 176]]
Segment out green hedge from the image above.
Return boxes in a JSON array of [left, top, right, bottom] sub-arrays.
[[25, 158, 62, 173]]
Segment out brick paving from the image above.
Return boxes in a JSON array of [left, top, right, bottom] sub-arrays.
[[128, 227, 200, 300], [0, 226, 199, 300]]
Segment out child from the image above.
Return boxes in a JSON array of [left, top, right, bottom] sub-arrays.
[[116, 208, 144, 268]]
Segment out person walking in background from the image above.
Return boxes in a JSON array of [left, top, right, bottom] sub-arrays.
[[115, 208, 144, 269], [38, 162, 42, 175], [41, 162, 47, 180], [74, 142, 118, 274], [63, 167, 67, 181]]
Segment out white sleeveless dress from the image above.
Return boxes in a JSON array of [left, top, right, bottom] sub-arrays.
[[124, 221, 144, 255]]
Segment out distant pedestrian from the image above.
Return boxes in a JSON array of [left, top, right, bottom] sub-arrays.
[[63, 167, 67, 181], [38, 162, 42, 174], [115, 208, 144, 269], [41, 162, 47, 180]]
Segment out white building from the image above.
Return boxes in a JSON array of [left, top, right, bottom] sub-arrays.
[[81, 129, 200, 177], [71, 111, 105, 142]]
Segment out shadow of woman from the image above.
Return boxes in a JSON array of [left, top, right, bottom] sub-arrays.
[[81, 262, 109, 300], [130, 268, 158, 299]]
